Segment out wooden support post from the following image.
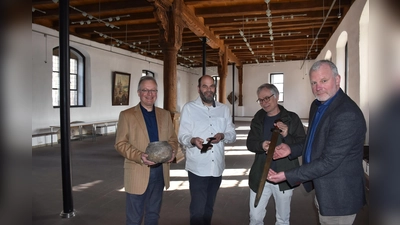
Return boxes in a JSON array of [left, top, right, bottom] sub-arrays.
[[237, 65, 243, 106], [163, 47, 178, 112], [217, 46, 228, 103], [151, 0, 184, 113]]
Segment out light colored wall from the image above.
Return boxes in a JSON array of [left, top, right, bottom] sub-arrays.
[[32, 0, 370, 145], [32, 24, 195, 137], [316, 0, 367, 104], [316, 0, 368, 143], [185, 62, 314, 119], [239, 61, 315, 118]]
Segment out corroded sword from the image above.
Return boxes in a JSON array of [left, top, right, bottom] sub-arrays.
[[254, 124, 281, 207]]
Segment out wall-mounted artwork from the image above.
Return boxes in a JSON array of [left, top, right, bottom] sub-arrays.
[[112, 72, 131, 106]]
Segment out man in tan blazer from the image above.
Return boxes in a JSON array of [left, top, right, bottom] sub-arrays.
[[115, 76, 178, 225]]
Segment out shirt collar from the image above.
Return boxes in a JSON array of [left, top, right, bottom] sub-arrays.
[[195, 96, 216, 107], [139, 103, 155, 114]]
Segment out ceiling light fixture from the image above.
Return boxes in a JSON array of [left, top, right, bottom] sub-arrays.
[[94, 30, 158, 56], [266, 9, 271, 17], [70, 5, 130, 29]]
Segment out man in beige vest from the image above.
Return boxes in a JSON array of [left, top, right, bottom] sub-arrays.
[[115, 76, 178, 225]]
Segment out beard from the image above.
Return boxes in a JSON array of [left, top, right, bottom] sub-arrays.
[[199, 90, 215, 104]]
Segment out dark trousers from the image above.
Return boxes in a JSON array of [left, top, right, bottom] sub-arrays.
[[126, 166, 164, 225], [188, 171, 222, 225]]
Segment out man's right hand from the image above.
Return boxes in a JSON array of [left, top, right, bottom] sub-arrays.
[[141, 153, 156, 166], [273, 143, 291, 160], [191, 137, 205, 150]]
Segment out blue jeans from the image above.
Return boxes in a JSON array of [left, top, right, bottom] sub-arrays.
[[188, 171, 222, 225], [126, 166, 164, 225]]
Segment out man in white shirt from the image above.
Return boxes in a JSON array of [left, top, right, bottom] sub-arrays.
[[178, 75, 236, 225]]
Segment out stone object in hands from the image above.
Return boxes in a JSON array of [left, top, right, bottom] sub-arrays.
[[145, 141, 173, 163]]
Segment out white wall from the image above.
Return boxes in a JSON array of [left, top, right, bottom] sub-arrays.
[[32, 0, 370, 145], [239, 61, 315, 118], [32, 24, 196, 136], [184, 61, 314, 119], [316, 0, 367, 104]]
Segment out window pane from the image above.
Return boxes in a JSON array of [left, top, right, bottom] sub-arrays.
[[275, 84, 284, 93], [53, 47, 85, 107], [70, 91, 77, 105], [52, 56, 59, 71], [52, 90, 59, 106], [270, 73, 284, 102], [271, 74, 283, 83], [279, 93, 284, 102], [70, 75, 77, 89], [70, 59, 77, 74], [52, 72, 59, 89]]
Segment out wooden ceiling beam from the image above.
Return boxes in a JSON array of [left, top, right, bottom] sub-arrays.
[[195, 0, 352, 17]]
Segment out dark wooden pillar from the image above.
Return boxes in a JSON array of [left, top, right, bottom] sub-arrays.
[[202, 37, 207, 75], [152, 0, 184, 113], [163, 47, 179, 112], [237, 65, 243, 106], [217, 46, 228, 103]]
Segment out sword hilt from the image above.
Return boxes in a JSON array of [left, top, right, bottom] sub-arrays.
[[200, 137, 216, 153]]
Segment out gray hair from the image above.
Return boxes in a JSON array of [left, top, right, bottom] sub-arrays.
[[137, 76, 157, 91], [256, 83, 279, 98], [309, 60, 339, 77]]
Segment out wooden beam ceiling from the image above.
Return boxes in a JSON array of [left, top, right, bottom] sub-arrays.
[[32, 0, 354, 68]]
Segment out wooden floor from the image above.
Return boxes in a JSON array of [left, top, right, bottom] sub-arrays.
[[32, 121, 369, 225]]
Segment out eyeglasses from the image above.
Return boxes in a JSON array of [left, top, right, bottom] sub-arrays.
[[141, 89, 158, 94], [256, 94, 274, 104]]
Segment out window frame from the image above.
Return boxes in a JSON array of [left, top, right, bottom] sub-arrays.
[[52, 47, 86, 108], [212, 75, 219, 102], [270, 73, 284, 103], [142, 70, 155, 77]]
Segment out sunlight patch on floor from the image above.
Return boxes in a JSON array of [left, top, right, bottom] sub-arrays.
[[235, 134, 248, 140], [236, 126, 250, 131], [225, 150, 252, 155], [225, 146, 248, 150], [224, 145, 252, 155], [118, 170, 250, 192], [170, 168, 250, 177], [167, 180, 190, 191], [73, 180, 103, 192]]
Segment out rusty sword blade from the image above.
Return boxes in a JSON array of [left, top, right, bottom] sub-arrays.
[[254, 126, 281, 207]]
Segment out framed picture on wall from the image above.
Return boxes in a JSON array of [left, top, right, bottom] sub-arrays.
[[112, 72, 131, 106]]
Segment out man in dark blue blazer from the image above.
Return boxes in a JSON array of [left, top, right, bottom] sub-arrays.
[[268, 60, 367, 225]]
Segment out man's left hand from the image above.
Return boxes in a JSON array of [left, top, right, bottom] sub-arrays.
[[210, 133, 224, 143], [275, 121, 288, 137], [167, 150, 176, 163]]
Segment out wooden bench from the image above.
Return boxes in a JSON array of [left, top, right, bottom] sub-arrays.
[[32, 129, 58, 147], [50, 120, 118, 142], [93, 121, 118, 138]]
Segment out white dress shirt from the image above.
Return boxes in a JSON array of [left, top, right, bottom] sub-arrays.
[[178, 96, 236, 177]]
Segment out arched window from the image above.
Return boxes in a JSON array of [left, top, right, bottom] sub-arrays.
[[52, 47, 85, 107], [336, 31, 348, 93], [142, 70, 154, 77], [212, 75, 219, 101], [324, 50, 332, 61]]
